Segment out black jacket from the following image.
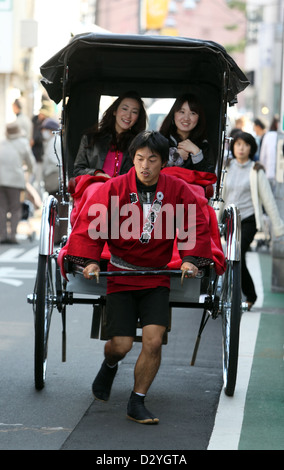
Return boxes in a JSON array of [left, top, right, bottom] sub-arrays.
[[73, 133, 133, 177], [168, 135, 215, 173]]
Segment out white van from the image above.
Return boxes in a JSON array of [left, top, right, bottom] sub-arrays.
[[147, 98, 175, 131]]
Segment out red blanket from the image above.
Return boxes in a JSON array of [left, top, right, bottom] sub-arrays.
[[162, 166, 217, 186]]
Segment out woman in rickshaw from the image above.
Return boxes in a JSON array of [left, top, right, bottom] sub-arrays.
[[159, 94, 215, 173], [68, 91, 146, 230], [73, 90, 147, 178]]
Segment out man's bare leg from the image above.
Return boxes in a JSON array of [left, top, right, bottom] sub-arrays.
[[127, 324, 166, 424], [105, 336, 134, 365], [134, 324, 165, 394]]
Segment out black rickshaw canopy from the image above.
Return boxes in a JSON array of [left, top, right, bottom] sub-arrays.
[[40, 33, 249, 177], [41, 33, 249, 104]]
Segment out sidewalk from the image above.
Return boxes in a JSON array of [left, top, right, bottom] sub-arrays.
[[209, 250, 284, 450], [238, 252, 284, 450]]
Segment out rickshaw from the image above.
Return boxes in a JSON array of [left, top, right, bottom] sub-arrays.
[[27, 33, 249, 396]]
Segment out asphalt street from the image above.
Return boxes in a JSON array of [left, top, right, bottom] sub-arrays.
[[61, 309, 223, 451], [0, 238, 224, 451], [2, 234, 283, 451]]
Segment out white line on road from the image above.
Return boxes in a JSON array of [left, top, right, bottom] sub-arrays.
[[0, 267, 36, 286], [0, 247, 38, 263], [208, 252, 262, 450]]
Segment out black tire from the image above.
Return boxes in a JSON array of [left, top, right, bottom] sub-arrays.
[[221, 260, 241, 397], [33, 254, 54, 390]]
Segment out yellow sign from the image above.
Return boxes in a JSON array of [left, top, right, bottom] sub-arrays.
[[160, 27, 179, 37], [146, 0, 170, 30]]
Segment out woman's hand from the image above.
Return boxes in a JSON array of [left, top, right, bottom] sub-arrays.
[[178, 139, 200, 161]]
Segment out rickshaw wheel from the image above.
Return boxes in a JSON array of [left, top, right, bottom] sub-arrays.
[[220, 260, 241, 397], [33, 254, 54, 390]]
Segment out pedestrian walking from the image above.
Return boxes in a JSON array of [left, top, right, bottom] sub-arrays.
[[218, 131, 284, 310], [0, 122, 35, 244]]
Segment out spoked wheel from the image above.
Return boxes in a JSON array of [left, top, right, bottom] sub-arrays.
[[220, 259, 241, 396], [33, 254, 55, 390]]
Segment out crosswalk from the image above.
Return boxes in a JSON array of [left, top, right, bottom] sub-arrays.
[[0, 246, 39, 263], [0, 267, 37, 286], [0, 246, 38, 287]]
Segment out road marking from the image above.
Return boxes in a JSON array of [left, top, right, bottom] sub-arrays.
[[0, 247, 38, 263], [208, 252, 262, 450], [0, 267, 36, 287], [207, 311, 261, 450], [0, 423, 71, 434], [247, 251, 263, 308]]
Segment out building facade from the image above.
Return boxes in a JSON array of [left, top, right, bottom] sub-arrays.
[[0, 0, 96, 138], [1, 1, 283, 137]]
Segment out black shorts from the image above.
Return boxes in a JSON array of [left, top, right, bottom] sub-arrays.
[[106, 287, 170, 338]]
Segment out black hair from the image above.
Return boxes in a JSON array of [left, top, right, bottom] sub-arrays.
[[85, 91, 147, 151], [253, 118, 265, 129], [269, 116, 279, 131], [129, 131, 169, 165], [159, 93, 207, 145], [13, 99, 22, 110], [231, 131, 258, 160]]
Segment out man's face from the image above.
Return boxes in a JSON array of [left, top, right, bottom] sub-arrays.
[[134, 146, 164, 186]]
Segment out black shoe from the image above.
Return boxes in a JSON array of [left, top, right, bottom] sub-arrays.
[[127, 391, 159, 424], [92, 359, 118, 401], [247, 297, 257, 311]]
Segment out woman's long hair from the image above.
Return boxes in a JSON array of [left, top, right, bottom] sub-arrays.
[[85, 91, 147, 151], [159, 94, 207, 145]]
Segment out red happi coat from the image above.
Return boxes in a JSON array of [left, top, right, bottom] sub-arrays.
[[65, 167, 213, 293]]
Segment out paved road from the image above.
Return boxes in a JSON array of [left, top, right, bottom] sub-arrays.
[[1, 237, 283, 451], [0, 239, 224, 451], [0, 240, 100, 450], [61, 310, 223, 451]]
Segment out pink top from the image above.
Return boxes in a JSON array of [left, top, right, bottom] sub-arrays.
[[102, 148, 123, 177]]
